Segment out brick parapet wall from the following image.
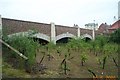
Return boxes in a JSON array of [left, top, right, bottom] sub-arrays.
[[2, 18, 101, 38], [80, 28, 92, 36], [2, 18, 51, 36], [56, 25, 77, 36]]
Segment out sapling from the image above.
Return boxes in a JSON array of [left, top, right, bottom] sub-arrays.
[[102, 56, 107, 69], [80, 53, 88, 66], [39, 52, 45, 64], [112, 57, 118, 68], [60, 54, 70, 75], [57, 46, 61, 56]]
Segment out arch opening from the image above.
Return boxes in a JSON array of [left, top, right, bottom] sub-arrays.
[[82, 37, 91, 42], [81, 34, 92, 40], [7, 31, 50, 42], [56, 37, 72, 44], [31, 37, 49, 45]]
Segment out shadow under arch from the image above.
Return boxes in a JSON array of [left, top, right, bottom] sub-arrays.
[[81, 34, 92, 42], [56, 37, 73, 43], [56, 32, 76, 43], [7, 31, 50, 44]]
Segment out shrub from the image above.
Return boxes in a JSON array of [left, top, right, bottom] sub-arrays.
[[109, 28, 120, 44], [80, 53, 88, 66], [3, 34, 40, 72]]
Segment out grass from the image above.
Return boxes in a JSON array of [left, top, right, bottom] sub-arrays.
[[2, 62, 31, 78]]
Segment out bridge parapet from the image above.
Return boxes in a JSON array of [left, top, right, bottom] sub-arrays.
[[2, 18, 51, 36], [56, 25, 78, 36], [80, 28, 92, 36]]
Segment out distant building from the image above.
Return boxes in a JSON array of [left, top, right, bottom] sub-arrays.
[[98, 23, 111, 34], [108, 20, 120, 33], [85, 23, 98, 30]]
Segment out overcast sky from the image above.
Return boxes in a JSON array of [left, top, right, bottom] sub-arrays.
[[0, 0, 119, 28]]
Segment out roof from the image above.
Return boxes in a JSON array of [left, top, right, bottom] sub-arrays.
[[108, 20, 120, 30], [98, 23, 111, 32]]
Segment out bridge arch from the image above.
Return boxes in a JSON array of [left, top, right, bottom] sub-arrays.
[[8, 31, 50, 42], [81, 34, 92, 40], [32, 33, 50, 42], [56, 32, 76, 42]]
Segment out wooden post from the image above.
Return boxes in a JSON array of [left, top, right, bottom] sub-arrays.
[[0, 39, 28, 60]]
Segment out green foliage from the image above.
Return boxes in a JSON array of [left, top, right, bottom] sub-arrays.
[[56, 46, 63, 56], [89, 40, 96, 55], [89, 35, 107, 56], [103, 43, 118, 57], [80, 53, 88, 66], [2, 62, 31, 78], [46, 41, 56, 50], [45, 41, 56, 61], [96, 36, 107, 49], [80, 53, 88, 62], [97, 36, 106, 45], [2, 32, 119, 77], [67, 38, 90, 52], [60, 54, 70, 75], [3, 34, 40, 70], [109, 28, 120, 44], [102, 56, 107, 69], [96, 43, 119, 69], [96, 57, 102, 65]]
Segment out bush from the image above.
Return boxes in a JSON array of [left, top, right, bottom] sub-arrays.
[[109, 28, 120, 44], [80, 53, 88, 66], [3, 35, 40, 72]]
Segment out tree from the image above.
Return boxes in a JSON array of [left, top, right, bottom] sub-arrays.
[[80, 53, 88, 66], [60, 54, 70, 75], [109, 28, 120, 44], [95, 35, 107, 55], [90, 40, 96, 55], [45, 41, 55, 61]]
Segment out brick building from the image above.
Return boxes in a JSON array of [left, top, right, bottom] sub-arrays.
[[98, 23, 111, 34], [108, 20, 120, 33]]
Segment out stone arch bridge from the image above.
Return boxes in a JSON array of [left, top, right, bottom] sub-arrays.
[[1, 17, 101, 44]]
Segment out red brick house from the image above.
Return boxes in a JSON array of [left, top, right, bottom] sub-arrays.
[[108, 20, 120, 33]]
